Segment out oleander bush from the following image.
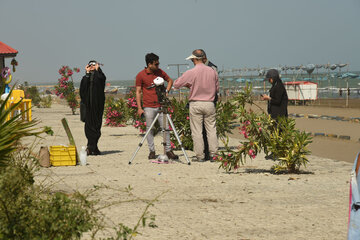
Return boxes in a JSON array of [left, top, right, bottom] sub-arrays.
[[104, 95, 129, 127], [168, 98, 192, 150], [54, 66, 80, 114], [216, 84, 312, 173]]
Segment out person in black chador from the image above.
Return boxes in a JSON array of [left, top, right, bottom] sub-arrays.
[[261, 69, 288, 160], [261, 69, 288, 120], [80, 60, 106, 155]]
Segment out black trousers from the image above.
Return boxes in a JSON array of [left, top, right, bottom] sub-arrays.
[[84, 108, 103, 152], [203, 122, 210, 160]]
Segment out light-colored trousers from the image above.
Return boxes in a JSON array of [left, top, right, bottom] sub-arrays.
[[189, 101, 218, 159], [144, 107, 171, 152]]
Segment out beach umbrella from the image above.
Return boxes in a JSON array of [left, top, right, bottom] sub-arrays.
[[305, 64, 315, 74], [258, 69, 265, 76], [338, 63, 348, 68]]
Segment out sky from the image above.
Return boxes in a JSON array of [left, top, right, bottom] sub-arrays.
[[1, 0, 360, 84]]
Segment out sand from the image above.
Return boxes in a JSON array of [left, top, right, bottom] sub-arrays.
[[32, 102, 355, 239]]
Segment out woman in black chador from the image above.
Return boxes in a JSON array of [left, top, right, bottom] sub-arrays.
[[80, 60, 106, 155], [261, 69, 288, 120], [261, 69, 288, 160]]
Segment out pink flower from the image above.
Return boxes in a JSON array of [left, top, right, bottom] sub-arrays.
[[228, 153, 232, 157], [248, 149, 256, 159], [259, 127, 262, 132], [223, 162, 228, 167], [186, 116, 190, 120]]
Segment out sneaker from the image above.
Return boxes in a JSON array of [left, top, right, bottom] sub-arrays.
[[166, 151, 179, 160], [148, 151, 156, 159]]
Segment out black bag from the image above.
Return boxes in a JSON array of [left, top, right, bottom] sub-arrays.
[[80, 102, 86, 122]]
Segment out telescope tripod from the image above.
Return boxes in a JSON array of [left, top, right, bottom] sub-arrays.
[[128, 108, 191, 165]]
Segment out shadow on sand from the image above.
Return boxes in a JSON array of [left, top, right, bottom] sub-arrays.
[[100, 150, 123, 155]]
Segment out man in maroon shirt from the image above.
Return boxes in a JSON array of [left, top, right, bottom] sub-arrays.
[[135, 53, 178, 160]]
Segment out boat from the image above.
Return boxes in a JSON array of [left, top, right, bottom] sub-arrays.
[[104, 87, 118, 94]]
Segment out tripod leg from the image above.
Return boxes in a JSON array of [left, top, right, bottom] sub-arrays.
[[129, 113, 160, 164], [166, 114, 191, 165], [162, 112, 167, 156]]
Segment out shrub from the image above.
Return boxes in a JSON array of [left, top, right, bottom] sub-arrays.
[[168, 98, 192, 150], [24, 86, 41, 107], [267, 117, 312, 173], [38, 95, 52, 108], [0, 162, 98, 239], [216, 84, 312, 173], [54, 66, 80, 114], [104, 96, 129, 127]]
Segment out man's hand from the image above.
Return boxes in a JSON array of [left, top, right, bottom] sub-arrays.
[[95, 63, 99, 71], [137, 108, 144, 117]]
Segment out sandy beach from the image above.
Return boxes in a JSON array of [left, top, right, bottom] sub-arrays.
[[32, 102, 357, 239]]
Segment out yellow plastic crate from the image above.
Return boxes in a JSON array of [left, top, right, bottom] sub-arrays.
[[50, 145, 77, 166]]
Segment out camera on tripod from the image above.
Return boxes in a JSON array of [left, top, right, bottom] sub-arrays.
[[147, 77, 171, 108]]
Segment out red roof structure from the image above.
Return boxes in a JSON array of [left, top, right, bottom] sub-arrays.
[[0, 41, 18, 57], [284, 81, 317, 85]]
